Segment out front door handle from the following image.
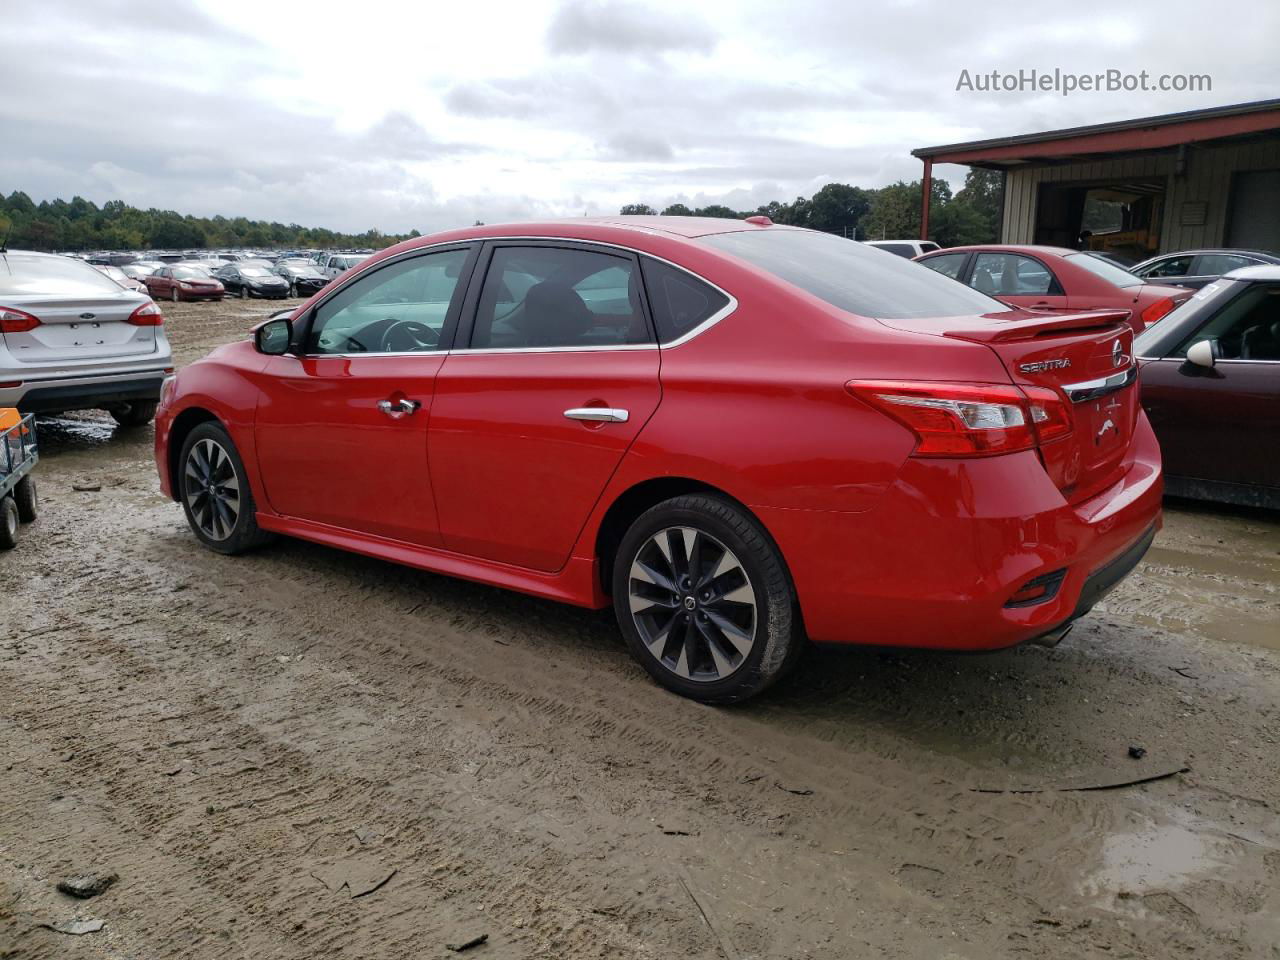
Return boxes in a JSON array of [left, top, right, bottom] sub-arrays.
[[377, 398, 421, 417], [564, 407, 629, 423]]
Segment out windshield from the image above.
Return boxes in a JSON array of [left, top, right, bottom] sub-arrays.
[[0, 254, 126, 296], [173, 267, 205, 279], [1064, 253, 1142, 288], [701, 230, 1009, 319], [241, 267, 272, 277]]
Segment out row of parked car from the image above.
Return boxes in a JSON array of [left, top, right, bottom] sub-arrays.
[[82, 250, 373, 302], [879, 240, 1277, 508]]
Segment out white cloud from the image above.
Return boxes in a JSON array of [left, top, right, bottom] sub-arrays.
[[1, 0, 1273, 233]]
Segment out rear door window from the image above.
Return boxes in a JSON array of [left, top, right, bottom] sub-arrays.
[[971, 253, 1057, 296], [468, 246, 650, 349], [1195, 253, 1258, 276]]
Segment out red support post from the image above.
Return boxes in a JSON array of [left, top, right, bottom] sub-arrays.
[[920, 158, 932, 242]]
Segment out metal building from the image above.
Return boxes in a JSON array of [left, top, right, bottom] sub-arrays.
[[912, 99, 1280, 261]]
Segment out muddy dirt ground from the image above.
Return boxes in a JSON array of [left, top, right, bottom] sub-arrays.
[[2, 299, 1279, 960]]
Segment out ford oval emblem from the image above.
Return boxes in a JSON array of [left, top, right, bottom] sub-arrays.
[[79, 312, 96, 320]]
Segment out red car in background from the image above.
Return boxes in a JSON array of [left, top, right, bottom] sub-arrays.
[[154, 219, 1162, 703], [144, 265, 225, 302], [916, 244, 1190, 331]]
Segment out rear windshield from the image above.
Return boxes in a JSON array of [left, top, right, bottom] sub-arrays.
[[0, 253, 127, 297], [1064, 253, 1142, 288], [701, 230, 1008, 319]]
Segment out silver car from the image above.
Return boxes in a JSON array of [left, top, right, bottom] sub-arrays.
[[1, 250, 173, 426]]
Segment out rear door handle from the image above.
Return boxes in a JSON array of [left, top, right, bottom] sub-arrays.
[[377, 398, 421, 417], [564, 407, 629, 423]]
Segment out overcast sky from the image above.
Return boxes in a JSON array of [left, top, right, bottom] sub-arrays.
[[2, 0, 1276, 233]]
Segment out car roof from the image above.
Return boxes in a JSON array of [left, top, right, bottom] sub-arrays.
[[920, 244, 1079, 257], [1140, 248, 1279, 261], [1223, 264, 1280, 281]]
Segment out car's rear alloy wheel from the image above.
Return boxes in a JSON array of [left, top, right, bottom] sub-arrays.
[[178, 422, 273, 555], [629, 526, 756, 682], [613, 494, 802, 703]]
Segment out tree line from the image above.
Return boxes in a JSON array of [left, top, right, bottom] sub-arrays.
[[0, 168, 1003, 253], [620, 169, 1003, 246], [0, 191, 420, 252]]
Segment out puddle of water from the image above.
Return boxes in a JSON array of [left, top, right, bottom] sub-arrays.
[[1080, 811, 1235, 897]]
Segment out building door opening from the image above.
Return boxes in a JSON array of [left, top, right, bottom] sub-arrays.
[[1035, 181, 1165, 265], [1227, 170, 1280, 250]]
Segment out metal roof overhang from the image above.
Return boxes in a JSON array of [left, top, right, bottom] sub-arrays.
[[912, 98, 1280, 169]]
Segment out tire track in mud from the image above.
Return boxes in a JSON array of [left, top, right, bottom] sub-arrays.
[[4, 303, 1280, 957]]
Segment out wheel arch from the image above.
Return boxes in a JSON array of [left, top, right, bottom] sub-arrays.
[[165, 406, 221, 501], [594, 477, 797, 602]]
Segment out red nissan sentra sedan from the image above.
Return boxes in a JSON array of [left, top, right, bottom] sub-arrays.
[[154, 218, 1162, 703], [914, 244, 1190, 332]]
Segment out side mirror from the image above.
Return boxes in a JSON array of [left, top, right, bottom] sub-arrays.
[[255, 317, 293, 355], [1185, 339, 1218, 369]]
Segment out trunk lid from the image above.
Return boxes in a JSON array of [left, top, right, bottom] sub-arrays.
[[878, 309, 1138, 502], [2, 295, 157, 363]]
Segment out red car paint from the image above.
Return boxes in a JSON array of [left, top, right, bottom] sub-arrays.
[[155, 219, 1162, 651], [915, 244, 1189, 332]]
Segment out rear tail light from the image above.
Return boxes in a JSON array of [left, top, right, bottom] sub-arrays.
[[0, 307, 41, 333], [1140, 297, 1175, 326], [846, 381, 1073, 458], [125, 302, 165, 326]]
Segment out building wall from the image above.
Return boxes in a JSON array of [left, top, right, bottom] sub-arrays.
[[1000, 135, 1280, 251]]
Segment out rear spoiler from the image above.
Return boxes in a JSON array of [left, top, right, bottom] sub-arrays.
[[877, 309, 1131, 343]]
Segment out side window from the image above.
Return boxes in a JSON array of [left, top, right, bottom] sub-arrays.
[[1196, 253, 1256, 276], [306, 248, 469, 355], [971, 253, 1055, 296], [875, 243, 916, 258], [1175, 283, 1280, 361], [919, 253, 967, 280], [469, 246, 649, 349], [640, 257, 730, 344], [1138, 255, 1194, 279]]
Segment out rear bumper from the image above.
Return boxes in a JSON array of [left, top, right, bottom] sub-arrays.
[[6, 372, 166, 414], [758, 411, 1164, 650]]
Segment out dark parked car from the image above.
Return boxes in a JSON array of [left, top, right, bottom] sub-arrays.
[[215, 264, 290, 299], [1130, 249, 1280, 290], [917, 244, 1191, 331], [1134, 266, 1280, 508], [271, 262, 328, 298], [144, 265, 225, 302]]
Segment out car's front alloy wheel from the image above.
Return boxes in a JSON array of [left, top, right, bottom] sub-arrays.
[[178, 422, 273, 555], [613, 494, 801, 703]]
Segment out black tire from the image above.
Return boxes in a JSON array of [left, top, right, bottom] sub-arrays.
[[612, 494, 800, 704], [288, 283, 297, 298], [110, 400, 158, 428], [13, 476, 37, 523], [178, 421, 274, 555], [0, 496, 17, 550]]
